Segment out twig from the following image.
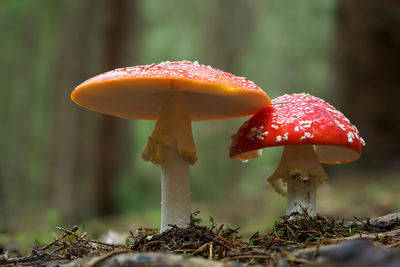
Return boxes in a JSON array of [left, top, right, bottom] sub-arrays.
[[41, 225, 79, 251], [203, 235, 224, 246], [142, 240, 167, 250], [223, 254, 271, 261], [55, 226, 125, 249], [215, 224, 224, 235], [83, 249, 132, 267], [280, 248, 312, 264], [209, 242, 213, 260]]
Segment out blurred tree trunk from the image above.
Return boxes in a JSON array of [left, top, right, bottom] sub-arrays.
[[335, 0, 400, 169], [93, 0, 140, 216], [2, 14, 36, 229], [48, 0, 140, 222], [48, 0, 99, 222]]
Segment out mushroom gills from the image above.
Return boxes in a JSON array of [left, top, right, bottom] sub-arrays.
[[267, 145, 328, 217], [142, 92, 197, 165]]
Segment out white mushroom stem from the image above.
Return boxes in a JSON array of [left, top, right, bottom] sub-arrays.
[[267, 145, 328, 218], [142, 92, 196, 232], [160, 145, 191, 232], [286, 172, 317, 217]]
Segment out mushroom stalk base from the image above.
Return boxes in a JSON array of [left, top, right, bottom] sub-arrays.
[[160, 144, 191, 232], [286, 174, 316, 217], [267, 145, 328, 218]]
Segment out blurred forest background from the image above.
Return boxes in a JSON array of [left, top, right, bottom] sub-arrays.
[[0, 0, 399, 240]]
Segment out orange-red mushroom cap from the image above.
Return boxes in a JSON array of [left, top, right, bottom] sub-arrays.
[[71, 61, 270, 121], [230, 93, 365, 164]]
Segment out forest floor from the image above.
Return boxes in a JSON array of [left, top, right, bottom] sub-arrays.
[[1, 172, 400, 266], [1, 211, 400, 266]]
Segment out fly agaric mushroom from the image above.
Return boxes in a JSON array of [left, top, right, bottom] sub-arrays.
[[229, 93, 365, 218], [71, 61, 270, 232]]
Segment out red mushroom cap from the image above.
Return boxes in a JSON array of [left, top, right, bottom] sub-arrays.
[[230, 93, 364, 164], [71, 61, 270, 121]]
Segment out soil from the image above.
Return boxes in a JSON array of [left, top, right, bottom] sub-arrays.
[[1, 211, 400, 266]]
